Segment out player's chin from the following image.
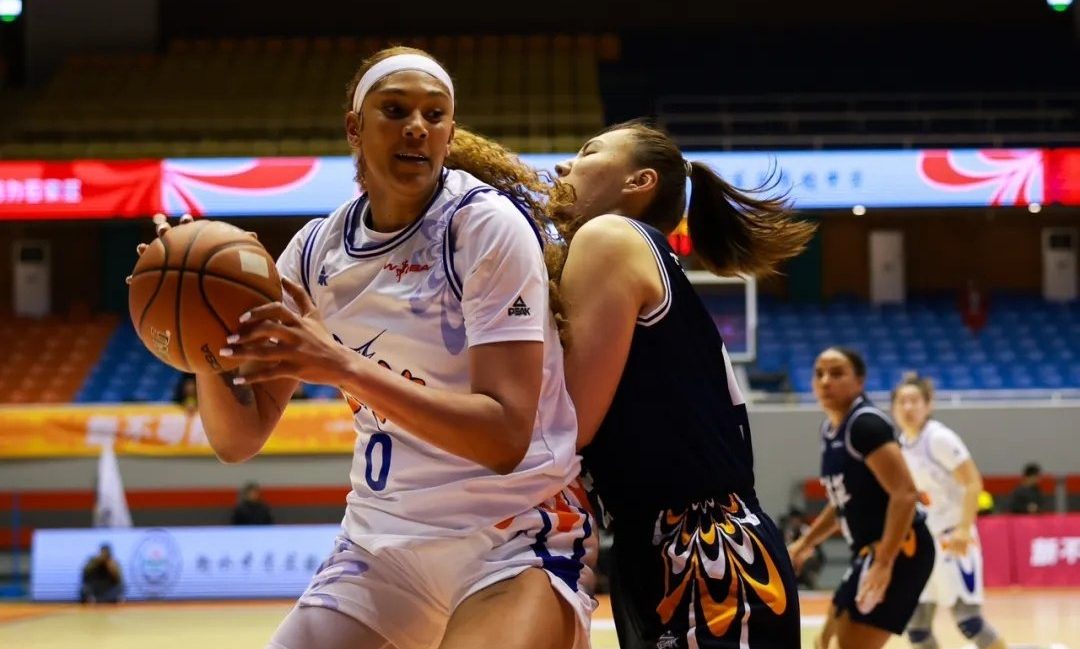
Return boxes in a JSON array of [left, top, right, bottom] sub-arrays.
[[389, 165, 440, 188]]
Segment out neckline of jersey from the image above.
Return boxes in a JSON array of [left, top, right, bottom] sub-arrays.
[[343, 169, 448, 259]]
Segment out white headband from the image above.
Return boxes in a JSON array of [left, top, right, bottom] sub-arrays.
[[351, 54, 455, 113]]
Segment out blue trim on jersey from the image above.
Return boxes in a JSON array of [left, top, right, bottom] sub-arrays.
[[568, 503, 592, 589], [625, 219, 673, 326], [442, 187, 543, 302], [529, 507, 585, 593], [343, 170, 448, 260], [300, 218, 329, 298]]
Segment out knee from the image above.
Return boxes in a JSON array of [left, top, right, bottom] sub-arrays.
[[905, 603, 937, 648], [952, 603, 984, 638], [907, 623, 939, 649], [956, 615, 984, 638]]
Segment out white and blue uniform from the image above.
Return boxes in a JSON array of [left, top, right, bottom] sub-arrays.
[[901, 419, 984, 606], [273, 168, 595, 649]]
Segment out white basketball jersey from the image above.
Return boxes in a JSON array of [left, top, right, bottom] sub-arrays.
[[277, 168, 580, 547], [899, 419, 972, 535]]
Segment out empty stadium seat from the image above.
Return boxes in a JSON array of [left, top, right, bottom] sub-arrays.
[[753, 295, 1080, 394]]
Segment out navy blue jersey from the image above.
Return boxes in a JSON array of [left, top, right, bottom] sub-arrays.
[[581, 219, 758, 525], [820, 394, 911, 551]]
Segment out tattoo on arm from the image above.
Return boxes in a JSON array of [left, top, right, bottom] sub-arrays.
[[218, 371, 255, 406], [254, 384, 285, 418]]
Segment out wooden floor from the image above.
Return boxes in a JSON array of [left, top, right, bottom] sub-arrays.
[[1, 589, 1077, 648]]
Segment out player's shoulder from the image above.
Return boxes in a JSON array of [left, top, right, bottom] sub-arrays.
[[850, 402, 893, 430], [572, 214, 654, 258], [924, 419, 966, 448], [444, 170, 540, 244]]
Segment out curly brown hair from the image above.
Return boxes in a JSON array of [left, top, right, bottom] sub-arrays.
[[344, 47, 574, 340]]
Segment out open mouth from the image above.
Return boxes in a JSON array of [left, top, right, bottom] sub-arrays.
[[394, 152, 429, 164]]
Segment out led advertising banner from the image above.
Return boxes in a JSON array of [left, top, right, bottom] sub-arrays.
[[0, 148, 1066, 219]]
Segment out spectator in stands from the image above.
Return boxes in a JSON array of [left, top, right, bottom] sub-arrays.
[[173, 373, 198, 413], [80, 544, 123, 604], [231, 481, 273, 525], [959, 279, 988, 334], [1007, 463, 1046, 514]]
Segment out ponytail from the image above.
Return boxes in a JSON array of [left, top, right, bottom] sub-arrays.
[[686, 161, 816, 277]]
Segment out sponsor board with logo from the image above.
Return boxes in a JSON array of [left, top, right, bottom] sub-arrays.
[[31, 525, 339, 600]]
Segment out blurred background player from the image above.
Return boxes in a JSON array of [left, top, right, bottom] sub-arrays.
[[553, 121, 812, 647], [790, 348, 934, 649], [893, 372, 1007, 649]]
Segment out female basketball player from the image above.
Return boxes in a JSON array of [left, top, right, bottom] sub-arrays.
[[790, 348, 935, 649], [893, 373, 1006, 649], [551, 120, 813, 647], [139, 48, 594, 649]]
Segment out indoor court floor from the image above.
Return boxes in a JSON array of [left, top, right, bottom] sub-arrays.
[[1, 590, 1077, 648]]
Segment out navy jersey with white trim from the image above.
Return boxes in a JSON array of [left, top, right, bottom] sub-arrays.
[[819, 395, 913, 551], [581, 220, 758, 526]]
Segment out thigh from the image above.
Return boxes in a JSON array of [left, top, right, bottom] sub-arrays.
[[439, 567, 576, 649], [268, 604, 393, 649], [834, 610, 893, 649], [300, 536, 448, 649]]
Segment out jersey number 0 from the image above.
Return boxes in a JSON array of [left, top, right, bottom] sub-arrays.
[[365, 433, 393, 491]]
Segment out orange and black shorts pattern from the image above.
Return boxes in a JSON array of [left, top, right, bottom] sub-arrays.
[[832, 520, 935, 635], [608, 495, 801, 649]]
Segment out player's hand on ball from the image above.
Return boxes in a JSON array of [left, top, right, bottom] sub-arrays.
[[125, 213, 257, 284], [221, 277, 347, 386], [855, 550, 891, 614]]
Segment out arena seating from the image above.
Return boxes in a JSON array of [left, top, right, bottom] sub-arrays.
[[0, 34, 616, 159], [2, 293, 1074, 407], [0, 315, 115, 404], [757, 294, 1080, 393], [658, 91, 1080, 149]]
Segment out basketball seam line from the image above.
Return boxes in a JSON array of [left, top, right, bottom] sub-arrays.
[[198, 243, 280, 338], [137, 240, 170, 333], [175, 226, 211, 371]]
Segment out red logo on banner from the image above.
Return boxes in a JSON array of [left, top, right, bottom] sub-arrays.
[[162, 158, 320, 216], [1044, 149, 1080, 206], [917, 150, 1043, 206]]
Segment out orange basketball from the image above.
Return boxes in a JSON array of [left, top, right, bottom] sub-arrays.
[[128, 220, 282, 374]]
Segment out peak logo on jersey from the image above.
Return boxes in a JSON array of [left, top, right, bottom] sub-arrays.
[[383, 259, 432, 282], [317, 266, 329, 286], [508, 296, 531, 317]]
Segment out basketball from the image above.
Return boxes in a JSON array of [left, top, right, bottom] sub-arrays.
[[127, 220, 282, 374]]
